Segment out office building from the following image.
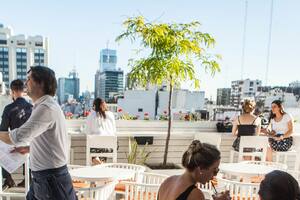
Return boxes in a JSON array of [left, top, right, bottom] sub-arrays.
[[96, 70, 124, 102], [0, 23, 49, 88], [57, 69, 80, 104], [95, 48, 124, 102], [230, 79, 262, 107], [99, 49, 117, 72], [216, 88, 231, 106]]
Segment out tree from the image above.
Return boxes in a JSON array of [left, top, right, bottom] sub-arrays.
[[116, 16, 220, 167]]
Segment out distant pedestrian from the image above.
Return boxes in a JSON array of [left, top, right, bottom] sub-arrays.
[[0, 79, 32, 189]]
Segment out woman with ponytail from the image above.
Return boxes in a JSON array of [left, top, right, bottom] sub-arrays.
[[158, 140, 230, 200], [85, 98, 116, 164]]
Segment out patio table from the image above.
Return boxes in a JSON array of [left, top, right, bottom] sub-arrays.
[[70, 166, 135, 183], [219, 162, 279, 180]]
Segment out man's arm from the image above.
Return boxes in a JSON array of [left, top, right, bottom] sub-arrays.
[[0, 131, 12, 144], [10, 104, 53, 145], [0, 107, 10, 131]]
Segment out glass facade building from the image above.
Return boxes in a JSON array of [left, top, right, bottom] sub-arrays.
[[57, 70, 80, 104], [0, 47, 9, 85], [95, 48, 124, 102], [99, 49, 117, 71], [99, 70, 124, 102]]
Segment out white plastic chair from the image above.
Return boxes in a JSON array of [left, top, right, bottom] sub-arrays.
[[121, 172, 168, 200], [86, 135, 117, 165], [198, 182, 214, 200], [273, 135, 300, 171], [100, 163, 146, 181], [194, 133, 222, 149], [217, 176, 260, 200], [230, 136, 268, 162], [0, 154, 30, 200], [76, 180, 117, 200]]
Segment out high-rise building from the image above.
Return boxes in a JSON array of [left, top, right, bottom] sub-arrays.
[[94, 70, 101, 98], [289, 81, 300, 88], [216, 88, 231, 106], [99, 49, 117, 71], [230, 79, 262, 107], [57, 69, 80, 104], [0, 23, 49, 88], [95, 48, 124, 102], [97, 70, 124, 102]]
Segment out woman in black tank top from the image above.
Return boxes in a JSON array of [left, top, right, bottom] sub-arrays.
[[157, 140, 230, 200], [232, 99, 261, 151]]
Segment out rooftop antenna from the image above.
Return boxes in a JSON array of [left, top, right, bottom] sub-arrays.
[[241, 0, 248, 80], [265, 0, 274, 87]]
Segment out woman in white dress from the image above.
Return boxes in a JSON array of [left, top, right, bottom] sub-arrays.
[[86, 98, 116, 164]]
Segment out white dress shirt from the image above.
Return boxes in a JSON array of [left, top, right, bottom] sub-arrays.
[[9, 95, 68, 171]]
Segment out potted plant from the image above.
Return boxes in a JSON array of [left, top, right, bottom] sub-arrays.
[[116, 16, 220, 168]]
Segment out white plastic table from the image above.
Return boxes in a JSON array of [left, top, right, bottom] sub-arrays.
[[219, 162, 279, 179], [70, 166, 135, 182]]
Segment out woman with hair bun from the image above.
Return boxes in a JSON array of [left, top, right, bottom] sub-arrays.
[[158, 140, 230, 200], [232, 99, 261, 152]]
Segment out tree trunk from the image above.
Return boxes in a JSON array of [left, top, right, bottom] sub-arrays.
[[163, 83, 173, 166]]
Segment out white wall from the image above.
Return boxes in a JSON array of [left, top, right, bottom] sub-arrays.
[[157, 90, 205, 115], [118, 90, 157, 120]]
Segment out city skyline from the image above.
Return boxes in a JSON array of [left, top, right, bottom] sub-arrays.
[[1, 0, 300, 100]]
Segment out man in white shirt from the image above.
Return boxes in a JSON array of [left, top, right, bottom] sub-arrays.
[[0, 66, 77, 200]]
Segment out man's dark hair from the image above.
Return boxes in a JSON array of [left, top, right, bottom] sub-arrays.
[[28, 66, 57, 96], [259, 170, 300, 200], [10, 79, 24, 91]]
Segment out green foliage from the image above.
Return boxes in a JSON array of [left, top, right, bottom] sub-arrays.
[[116, 16, 221, 89], [117, 16, 221, 166], [126, 139, 151, 165]]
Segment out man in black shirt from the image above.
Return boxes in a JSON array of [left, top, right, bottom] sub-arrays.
[[0, 79, 32, 189]]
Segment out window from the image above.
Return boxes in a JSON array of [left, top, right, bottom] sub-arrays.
[[34, 49, 44, 54], [0, 40, 7, 45], [17, 40, 25, 45], [138, 108, 143, 112], [35, 42, 43, 47], [102, 55, 108, 63], [16, 48, 26, 53], [250, 81, 253, 87]]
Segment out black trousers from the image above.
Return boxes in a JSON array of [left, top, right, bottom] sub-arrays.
[[26, 165, 77, 200]]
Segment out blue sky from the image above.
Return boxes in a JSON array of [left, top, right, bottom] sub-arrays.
[[1, 0, 300, 100]]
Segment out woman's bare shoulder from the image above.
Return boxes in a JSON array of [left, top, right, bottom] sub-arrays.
[[187, 187, 205, 200], [160, 175, 178, 188]]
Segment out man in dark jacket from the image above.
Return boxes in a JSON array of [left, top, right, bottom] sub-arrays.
[[0, 79, 32, 189]]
